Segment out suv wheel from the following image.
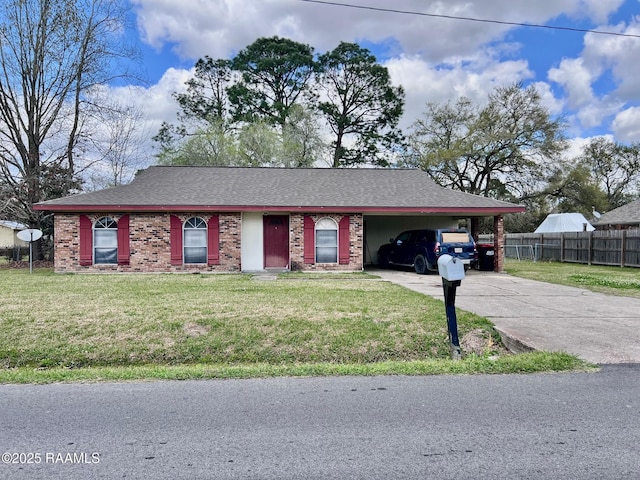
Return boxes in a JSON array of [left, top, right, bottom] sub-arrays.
[[414, 254, 428, 275]]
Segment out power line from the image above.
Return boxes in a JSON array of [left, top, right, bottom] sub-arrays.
[[298, 0, 640, 39]]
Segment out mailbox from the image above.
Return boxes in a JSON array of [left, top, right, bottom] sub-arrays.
[[437, 254, 465, 282], [437, 254, 464, 360]]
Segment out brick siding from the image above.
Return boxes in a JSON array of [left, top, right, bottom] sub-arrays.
[[54, 213, 241, 273], [53, 212, 363, 273], [289, 213, 363, 272], [493, 215, 504, 272]]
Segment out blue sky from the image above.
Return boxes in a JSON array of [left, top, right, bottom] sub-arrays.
[[118, 0, 640, 161]]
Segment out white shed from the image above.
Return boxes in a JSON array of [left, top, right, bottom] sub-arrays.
[[534, 213, 595, 233]]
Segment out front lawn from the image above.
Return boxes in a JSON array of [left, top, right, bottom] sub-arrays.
[[0, 269, 588, 383], [505, 260, 640, 298]]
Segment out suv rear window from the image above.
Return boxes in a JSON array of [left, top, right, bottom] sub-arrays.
[[441, 232, 471, 243]]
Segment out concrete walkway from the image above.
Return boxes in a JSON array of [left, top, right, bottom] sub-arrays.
[[371, 268, 640, 364]]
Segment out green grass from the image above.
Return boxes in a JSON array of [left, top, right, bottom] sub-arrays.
[[0, 268, 591, 383], [505, 259, 640, 298], [0, 352, 589, 384]]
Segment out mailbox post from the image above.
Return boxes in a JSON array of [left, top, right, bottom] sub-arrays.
[[437, 254, 465, 360]]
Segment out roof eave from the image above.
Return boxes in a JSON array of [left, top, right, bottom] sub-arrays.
[[593, 220, 640, 226], [33, 204, 525, 215]]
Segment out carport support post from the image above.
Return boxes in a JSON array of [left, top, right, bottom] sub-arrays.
[[470, 217, 480, 243], [442, 279, 462, 360], [493, 215, 504, 272]]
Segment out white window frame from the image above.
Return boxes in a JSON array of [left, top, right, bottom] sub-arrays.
[[183, 217, 207, 264], [93, 216, 118, 264], [315, 217, 338, 264]]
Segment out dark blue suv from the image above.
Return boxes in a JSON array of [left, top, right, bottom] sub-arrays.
[[377, 228, 477, 274]]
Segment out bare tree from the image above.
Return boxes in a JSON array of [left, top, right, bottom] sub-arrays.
[[0, 0, 137, 256], [86, 93, 148, 190]]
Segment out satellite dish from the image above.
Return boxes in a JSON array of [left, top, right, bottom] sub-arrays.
[[17, 228, 43, 242], [16, 229, 43, 274]]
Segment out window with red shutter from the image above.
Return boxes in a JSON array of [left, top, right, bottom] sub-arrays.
[[339, 216, 350, 265], [303, 215, 315, 264], [207, 215, 220, 265], [170, 215, 183, 265], [79, 215, 93, 266], [117, 214, 130, 265]]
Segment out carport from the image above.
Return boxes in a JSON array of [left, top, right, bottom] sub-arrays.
[[364, 212, 512, 272]]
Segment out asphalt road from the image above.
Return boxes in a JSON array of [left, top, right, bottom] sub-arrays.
[[1, 365, 639, 479]]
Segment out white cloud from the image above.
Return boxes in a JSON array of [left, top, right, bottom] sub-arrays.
[[576, 98, 626, 129], [578, 0, 626, 23], [563, 134, 616, 161], [546, 13, 640, 133], [612, 106, 640, 141], [582, 17, 640, 101], [532, 81, 565, 116], [134, 67, 191, 126], [565, 137, 592, 160], [548, 57, 598, 109], [547, 54, 625, 130], [386, 53, 535, 130], [131, 0, 625, 61], [132, 0, 312, 59]]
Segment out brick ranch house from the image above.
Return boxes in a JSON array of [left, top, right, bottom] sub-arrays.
[[34, 166, 524, 273]]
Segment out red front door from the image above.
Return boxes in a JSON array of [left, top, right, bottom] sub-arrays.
[[263, 215, 289, 268]]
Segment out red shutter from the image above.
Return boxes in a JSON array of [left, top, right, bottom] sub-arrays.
[[117, 214, 130, 265], [339, 215, 350, 265], [207, 215, 220, 265], [170, 215, 183, 265], [303, 215, 315, 264], [79, 215, 93, 266]]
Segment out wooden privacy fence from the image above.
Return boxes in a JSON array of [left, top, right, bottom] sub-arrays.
[[479, 230, 640, 268]]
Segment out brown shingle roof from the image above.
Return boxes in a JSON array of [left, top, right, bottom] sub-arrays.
[[592, 198, 640, 226], [34, 166, 524, 214]]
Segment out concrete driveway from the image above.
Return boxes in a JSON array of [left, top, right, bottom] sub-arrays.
[[371, 268, 640, 364]]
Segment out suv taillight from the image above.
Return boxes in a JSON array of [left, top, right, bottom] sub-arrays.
[[434, 242, 441, 254]]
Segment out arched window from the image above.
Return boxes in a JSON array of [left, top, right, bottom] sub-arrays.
[[93, 217, 118, 264], [184, 217, 207, 264], [315, 217, 338, 263]]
